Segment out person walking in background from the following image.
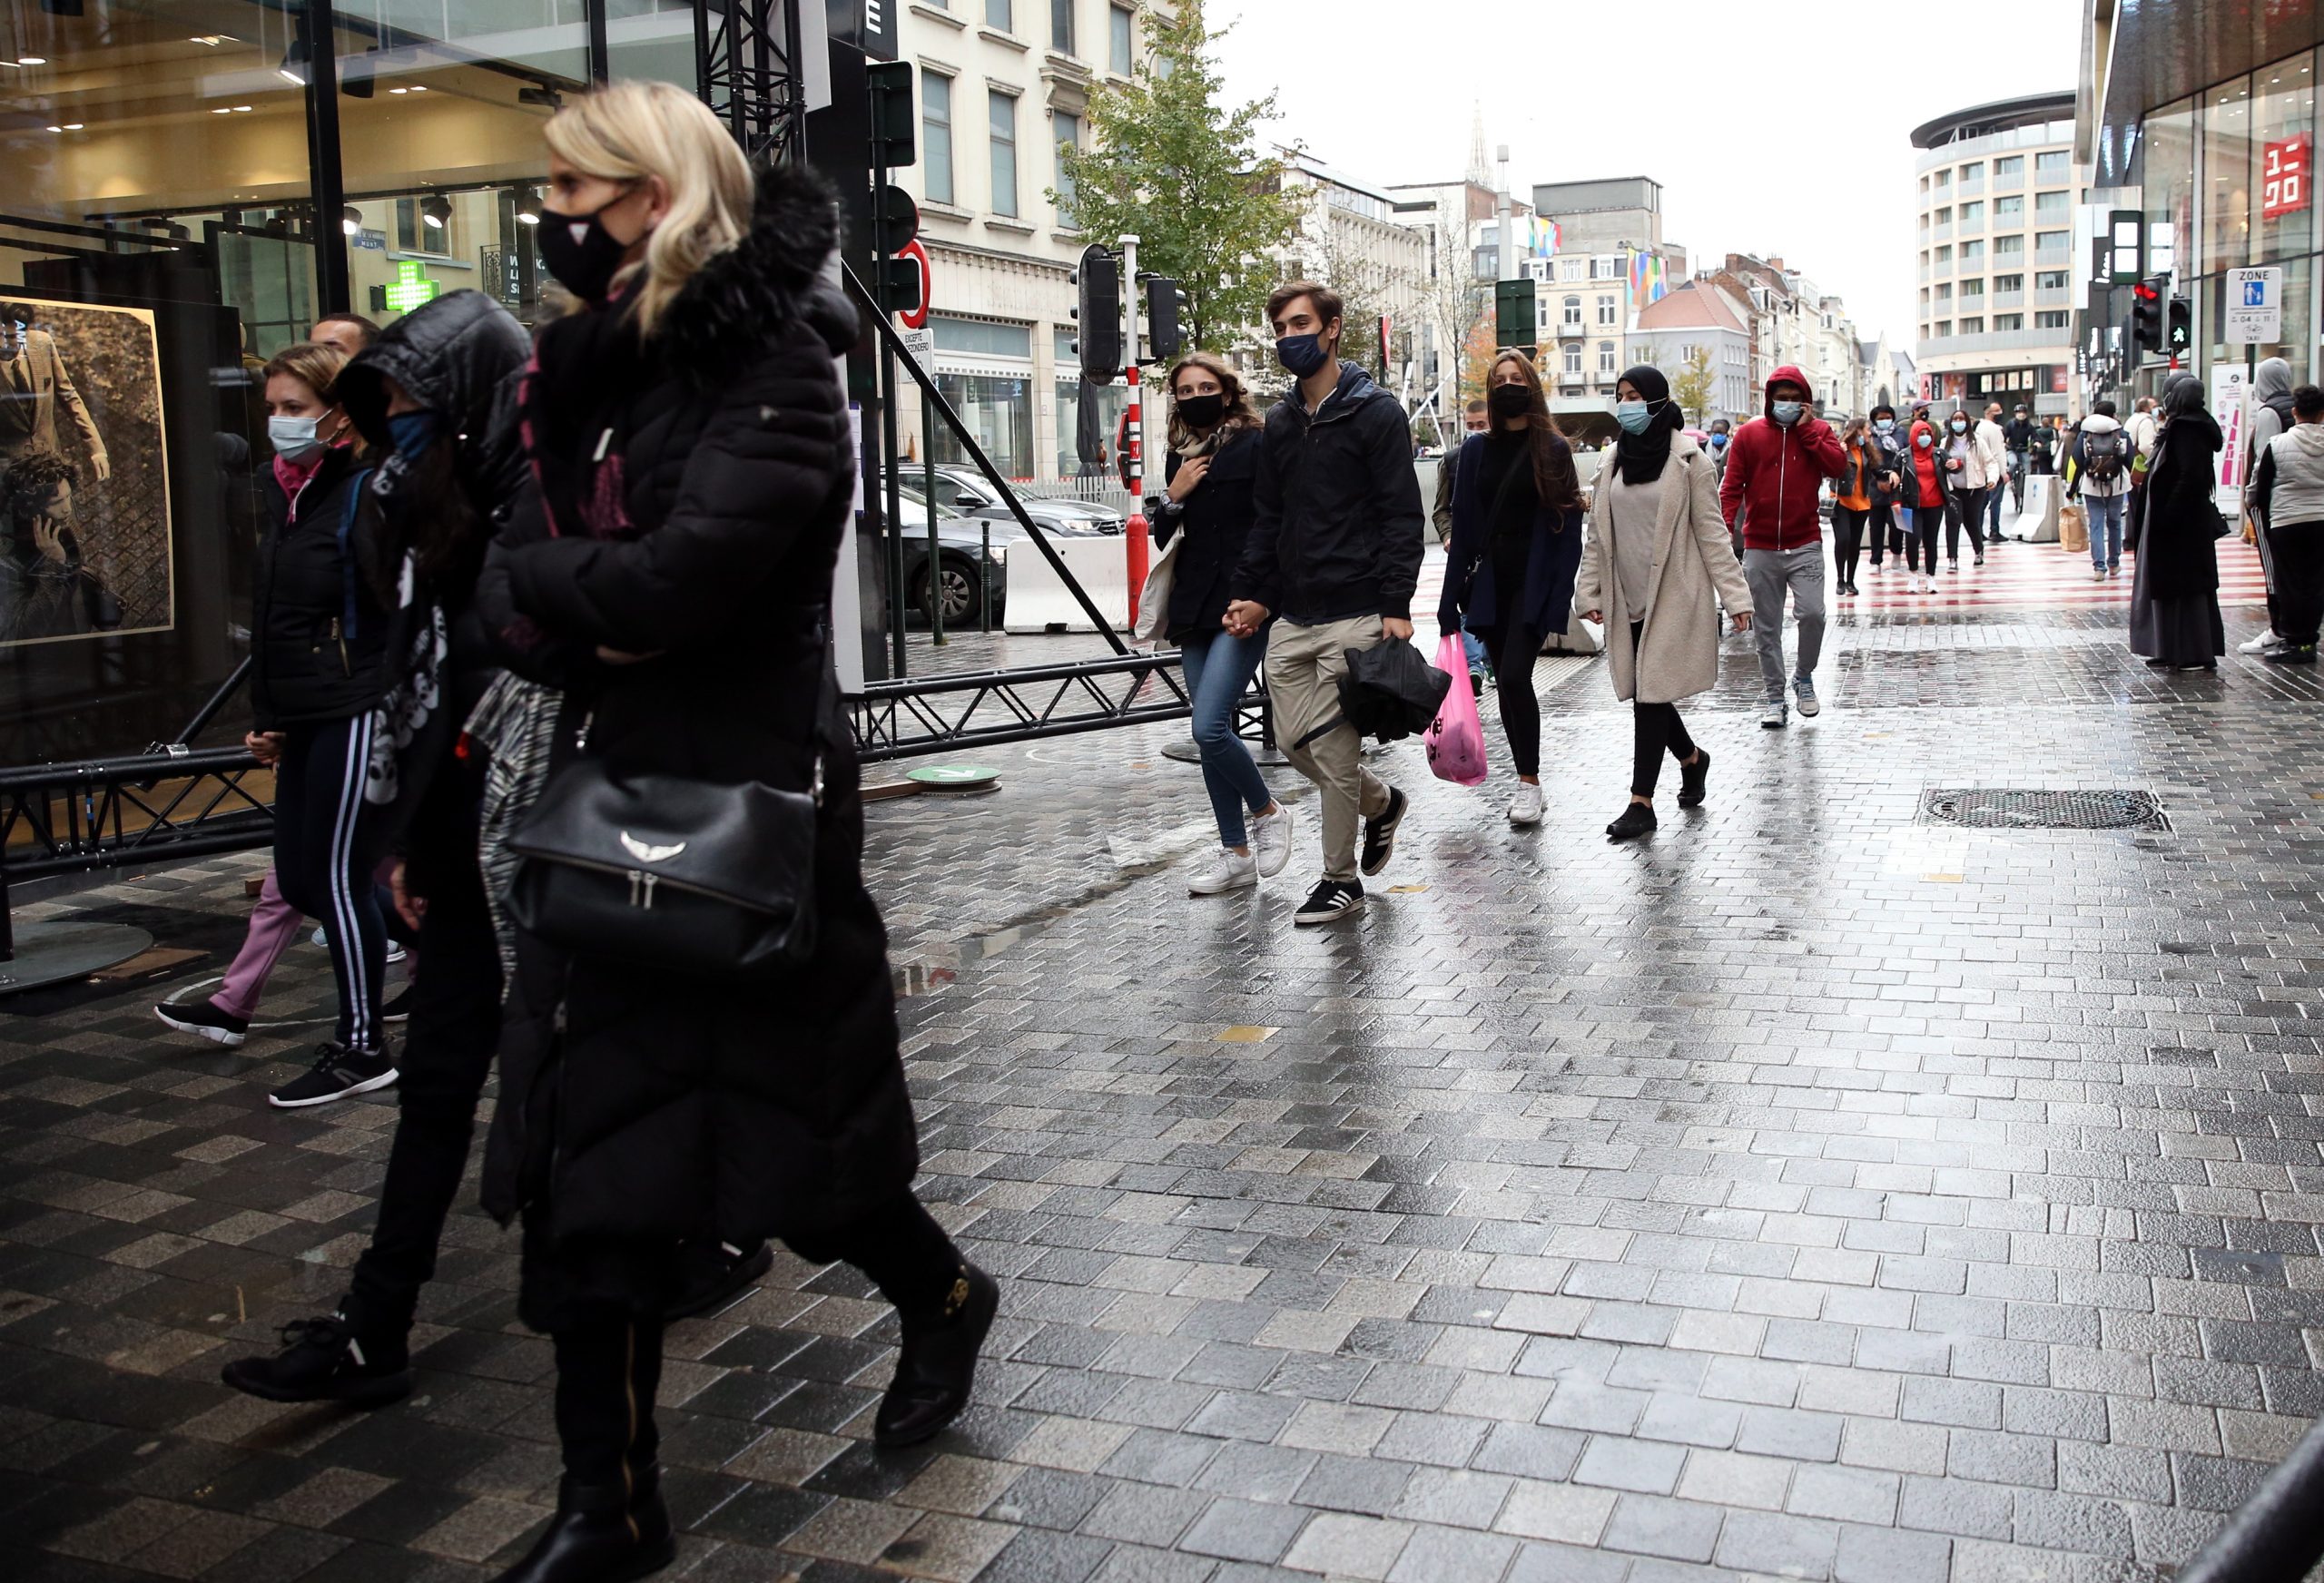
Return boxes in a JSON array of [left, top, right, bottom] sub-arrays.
[[1432, 397, 1492, 691], [1573, 369, 1752, 841], [2125, 394, 2161, 546], [1940, 407, 1994, 571], [1437, 351, 1587, 827], [1865, 404, 1905, 575], [1977, 401, 2010, 544], [2027, 416, 2057, 477], [1226, 280, 1423, 926], [2239, 356, 2296, 655], [310, 313, 381, 359], [2003, 402, 2035, 509], [1897, 407, 1949, 595], [1829, 416, 1880, 597], [2073, 398, 2132, 581], [1718, 365, 1845, 727], [1151, 351, 1295, 894], [2130, 375, 2226, 672], [2249, 381, 2324, 665]]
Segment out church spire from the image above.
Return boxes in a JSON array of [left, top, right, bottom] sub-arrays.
[[1466, 103, 1491, 188]]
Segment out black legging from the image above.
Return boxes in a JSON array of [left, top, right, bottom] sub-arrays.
[[1866, 499, 1898, 564], [1945, 487, 1985, 561], [1629, 623, 1697, 799], [1902, 505, 1943, 573], [1480, 623, 1543, 778], [1832, 506, 1871, 585], [551, 1194, 964, 1486]]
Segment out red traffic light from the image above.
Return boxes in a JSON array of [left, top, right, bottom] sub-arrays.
[[2131, 282, 2160, 301]]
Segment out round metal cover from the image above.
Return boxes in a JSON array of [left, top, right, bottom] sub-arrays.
[[0, 921, 155, 996], [1922, 788, 2163, 830], [905, 763, 1001, 794]]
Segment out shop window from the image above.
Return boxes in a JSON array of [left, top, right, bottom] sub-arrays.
[[2254, 57, 2318, 264], [2202, 80, 2255, 273], [933, 373, 1032, 478]]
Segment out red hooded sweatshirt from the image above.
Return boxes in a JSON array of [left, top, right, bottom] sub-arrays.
[[1718, 364, 1847, 551]]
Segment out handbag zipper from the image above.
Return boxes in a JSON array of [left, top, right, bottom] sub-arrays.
[[533, 849, 775, 911]]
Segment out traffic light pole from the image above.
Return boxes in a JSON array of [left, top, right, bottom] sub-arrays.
[[1122, 233, 1147, 634]]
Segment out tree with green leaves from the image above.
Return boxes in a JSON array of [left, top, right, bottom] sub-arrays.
[[1051, 0, 1307, 355], [1671, 345, 1717, 425]]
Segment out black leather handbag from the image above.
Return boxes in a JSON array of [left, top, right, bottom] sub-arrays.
[[506, 740, 822, 982]]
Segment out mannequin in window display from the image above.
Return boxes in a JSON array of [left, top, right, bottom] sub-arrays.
[[0, 304, 110, 482], [0, 450, 120, 643]]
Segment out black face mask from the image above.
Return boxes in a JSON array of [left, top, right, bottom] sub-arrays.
[[1487, 383, 1532, 420], [1176, 393, 1225, 429], [537, 195, 636, 305]]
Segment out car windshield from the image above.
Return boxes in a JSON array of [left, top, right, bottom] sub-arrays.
[[891, 482, 965, 518]]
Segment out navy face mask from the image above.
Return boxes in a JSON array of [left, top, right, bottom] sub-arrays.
[[387, 410, 440, 456], [1275, 333, 1331, 379]]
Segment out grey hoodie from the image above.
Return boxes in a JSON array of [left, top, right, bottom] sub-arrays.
[[2244, 357, 2295, 510]]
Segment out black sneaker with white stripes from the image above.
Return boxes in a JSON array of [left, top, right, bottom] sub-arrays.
[[269, 1042, 398, 1109], [154, 997, 250, 1047], [1293, 879, 1365, 926], [1359, 785, 1408, 877]]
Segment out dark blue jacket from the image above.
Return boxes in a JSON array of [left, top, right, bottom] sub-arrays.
[[1436, 431, 1584, 638]]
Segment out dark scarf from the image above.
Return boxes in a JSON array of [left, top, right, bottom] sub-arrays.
[[1613, 363, 1685, 487], [521, 298, 657, 543]]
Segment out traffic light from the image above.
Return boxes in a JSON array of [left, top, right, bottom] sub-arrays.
[[2130, 274, 2165, 355], [1144, 275, 1185, 362], [2166, 296, 2192, 357], [1070, 242, 1121, 380], [1495, 279, 1536, 351], [866, 61, 915, 171]]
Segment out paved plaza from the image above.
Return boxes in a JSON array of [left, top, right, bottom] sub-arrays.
[[5, 575, 2323, 1583]]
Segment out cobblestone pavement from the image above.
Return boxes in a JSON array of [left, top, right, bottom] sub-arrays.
[[6, 590, 2323, 1583]]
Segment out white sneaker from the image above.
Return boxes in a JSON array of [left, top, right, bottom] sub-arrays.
[[1187, 849, 1256, 895], [1509, 782, 1544, 826], [2239, 631, 2282, 654], [1759, 699, 1788, 729], [1249, 804, 1295, 878]]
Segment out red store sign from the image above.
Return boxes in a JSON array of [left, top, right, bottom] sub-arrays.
[[2263, 133, 2311, 221]]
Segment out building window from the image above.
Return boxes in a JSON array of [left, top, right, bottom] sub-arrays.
[[2035, 270, 2069, 291], [1563, 343, 1582, 375], [1051, 0, 1074, 53], [1562, 295, 1581, 327], [1590, 255, 1618, 280], [1597, 341, 1617, 374], [989, 90, 1019, 216], [2034, 310, 2069, 329], [1994, 234, 2025, 259], [1960, 241, 1984, 265], [1935, 283, 1952, 303], [1560, 258, 1584, 281], [1958, 201, 1983, 226], [1994, 154, 2024, 182], [1935, 244, 1952, 264], [1936, 206, 1952, 225], [1994, 313, 2024, 330], [1933, 168, 1951, 190], [1596, 295, 1616, 326], [1994, 195, 2024, 221], [1959, 161, 1983, 182], [934, 373, 1033, 477], [1936, 320, 1953, 337], [1109, 5, 1134, 74], [985, 0, 1012, 28], [2034, 189, 2069, 218], [2034, 230, 2069, 254], [2034, 149, 2068, 179], [1994, 272, 2023, 293], [1957, 278, 1984, 300], [1959, 318, 1984, 335], [931, 314, 1035, 358], [922, 73, 955, 205], [1052, 110, 1079, 224]]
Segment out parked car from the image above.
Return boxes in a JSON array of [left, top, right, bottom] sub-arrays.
[[921, 463, 1127, 535], [882, 482, 1034, 627]]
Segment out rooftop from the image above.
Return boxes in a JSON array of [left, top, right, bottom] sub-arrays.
[[1911, 91, 2077, 149]]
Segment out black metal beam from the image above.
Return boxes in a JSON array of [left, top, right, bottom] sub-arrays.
[[2173, 1415, 2324, 1583], [300, 0, 350, 311]]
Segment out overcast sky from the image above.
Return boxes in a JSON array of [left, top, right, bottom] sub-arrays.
[[1206, 0, 2087, 348]]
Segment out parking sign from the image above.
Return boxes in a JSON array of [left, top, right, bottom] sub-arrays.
[[2224, 266, 2283, 343]]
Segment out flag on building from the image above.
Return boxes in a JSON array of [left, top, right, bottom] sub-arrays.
[[1628, 251, 1668, 305], [1529, 217, 1560, 258]]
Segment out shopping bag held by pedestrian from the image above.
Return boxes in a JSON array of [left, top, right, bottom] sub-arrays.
[[2058, 503, 2087, 555], [1424, 634, 1488, 786], [1132, 531, 1180, 644]]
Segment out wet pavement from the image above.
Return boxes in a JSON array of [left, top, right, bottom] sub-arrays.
[[5, 578, 2323, 1583]]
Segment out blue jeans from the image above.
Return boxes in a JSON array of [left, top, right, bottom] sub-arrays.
[[1180, 627, 1275, 847], [1985, 479, 2004, 535], [1459, 617, 1488, 676], [2086, 491, 2124, 570]]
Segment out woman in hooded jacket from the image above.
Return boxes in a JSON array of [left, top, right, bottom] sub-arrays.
[[1896, 408, 1948, 595], [2239, 355, 2297, 654], [1572, 365, 1752, 841], [2129, 374, 2227, 671], [474, 84, 992, 1583]]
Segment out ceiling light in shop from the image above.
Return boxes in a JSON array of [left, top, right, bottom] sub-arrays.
[[232, 105, 251, 112], [342, 205, 363, 236], [19, 56, 48, 66], [516, 189, 543, 225], [421, 194, 452, 231], [389, 87, 405, 94], [212, 107, 230, 114], [409, 84, 427, 92], [279, 39, 310, 87]]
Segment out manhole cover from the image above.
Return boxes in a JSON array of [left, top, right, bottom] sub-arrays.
[[1922, 788, 2166, 831]]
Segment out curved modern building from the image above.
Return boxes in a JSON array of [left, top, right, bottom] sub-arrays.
[[1911, 92, 2085, 417]]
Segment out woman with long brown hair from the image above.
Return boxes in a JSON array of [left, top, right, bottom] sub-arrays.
[[1153, 350, 1294, 893], [1435, 349, 1585, 825]]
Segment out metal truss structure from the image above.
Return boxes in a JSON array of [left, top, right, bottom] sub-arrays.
[[850, 653, 1193, 762], [0, 746, 273, 888], [695, 0, 807, 165]]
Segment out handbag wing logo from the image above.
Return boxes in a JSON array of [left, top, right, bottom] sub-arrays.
[[618, 831, 687, 863]]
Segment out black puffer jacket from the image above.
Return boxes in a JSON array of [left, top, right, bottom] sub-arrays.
[[251, 445, 391, 730], [478, 164, 911, 1320], [1153, 425, 1261, 642]]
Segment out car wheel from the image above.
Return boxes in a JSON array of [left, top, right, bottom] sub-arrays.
[[916, 554, 981, 625]]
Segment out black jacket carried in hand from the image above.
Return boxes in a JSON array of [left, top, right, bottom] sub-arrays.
[[1232, 362, 1425, 624], [251, 445, 392, 730], [1152, 426, 1260, 642], [478, 162, 917, 1322]]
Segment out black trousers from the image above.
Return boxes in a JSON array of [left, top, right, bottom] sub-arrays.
[[1479, 622, 1544, 777], [2270, 522, 2324, 645], [1865, 500, 1898, 563], [1901, 506, 1942, 573], [273, 714, 394, 1051], [1945, 487, 1985, 562], [1628, 623, 1697, 799], [341, 841, 503, 1346], [1832, 506, 1871, 583], [551, 1194, 963, 1485]]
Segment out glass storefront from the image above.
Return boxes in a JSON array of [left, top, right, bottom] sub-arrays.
[[0, 1, 696, 765]]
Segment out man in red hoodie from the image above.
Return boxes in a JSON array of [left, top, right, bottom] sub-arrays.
[[1719, 367, 1847, 727]]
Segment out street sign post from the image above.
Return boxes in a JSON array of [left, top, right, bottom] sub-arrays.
[[897, 326, 932, 369], [2225, 266, 2283, 344]]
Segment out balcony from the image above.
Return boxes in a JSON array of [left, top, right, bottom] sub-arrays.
[[1991, 165, 2026, 191], [1556, 320, 1586, 339], [1915, 326, 2072, 358], [2034, 285, 2071, 309], [2034, 245, 2072, 268], [1992, 290, 2025, 310], [1931, 222, 1953, 244], [1957, 176, 1985, 198]]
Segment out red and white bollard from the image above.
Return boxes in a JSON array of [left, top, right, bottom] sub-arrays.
[[1124, 363, 1148, 631]]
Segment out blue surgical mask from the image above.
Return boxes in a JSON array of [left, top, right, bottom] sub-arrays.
[[268, 413, 325, 463], [1772, 399, 1803, 426], [1915, 431, 1933, 448], [1875, 418, 1895, 435], [1613, 400, 1652, 435], [1709, 433, 1728, 449], [1275, 333, 1330, 379], [386, 410, 439, 456]]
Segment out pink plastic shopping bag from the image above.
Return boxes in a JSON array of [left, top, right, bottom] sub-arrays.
[[1425, 634, 1489, 787]]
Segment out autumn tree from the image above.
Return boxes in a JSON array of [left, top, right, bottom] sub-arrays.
[[1051, 1, 1307, 354], [1671, 345, 1717, 424]]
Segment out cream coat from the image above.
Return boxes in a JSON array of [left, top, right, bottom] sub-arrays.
[[1573, 435, 1752, 705]]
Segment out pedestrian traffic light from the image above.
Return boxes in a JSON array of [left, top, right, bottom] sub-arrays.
[[2130, 275, 2165, 355], [1070, 243, 1121, 380], [866, 61, 915, 171], [1144, 275, 1185, 362], [1495, 280, 1536, 352], [2166, 296, 2192, 357]]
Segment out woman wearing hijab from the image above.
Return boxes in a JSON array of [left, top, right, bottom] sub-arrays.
[[1572, 366, 1753, 841], [1435, 350, 1585, 826], [2130, 374, 2227, 671]]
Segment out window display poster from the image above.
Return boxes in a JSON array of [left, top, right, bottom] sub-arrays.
[[2211, 363, 2249, 521], [0, 295, 173, 648]]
